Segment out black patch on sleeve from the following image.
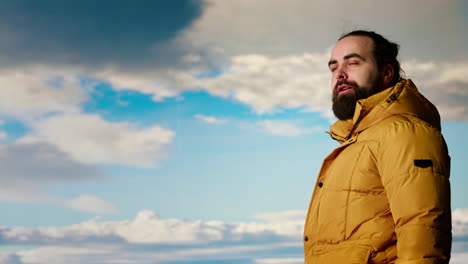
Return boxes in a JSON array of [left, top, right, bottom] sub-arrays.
[[414, 159, 433, 168]]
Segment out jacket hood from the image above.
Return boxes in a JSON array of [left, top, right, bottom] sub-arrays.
[[329, 79, 441, 142]]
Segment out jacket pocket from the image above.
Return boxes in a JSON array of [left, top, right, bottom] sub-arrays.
[[308, 245, 372, 264]]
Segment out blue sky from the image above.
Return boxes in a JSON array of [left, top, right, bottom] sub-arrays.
[[0, 1, 468, 263]]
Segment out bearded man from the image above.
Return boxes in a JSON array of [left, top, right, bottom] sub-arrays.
[[303, 30, 452, 263]]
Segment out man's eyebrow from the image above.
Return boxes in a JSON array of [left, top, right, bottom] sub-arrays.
[[343, 53, 366, 61], [328, 53, 366, 68], [328, 59, 337, 68]]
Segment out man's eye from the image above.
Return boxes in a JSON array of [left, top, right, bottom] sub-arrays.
[[349, 61, 359, 65], [330, 67, 337, 72]]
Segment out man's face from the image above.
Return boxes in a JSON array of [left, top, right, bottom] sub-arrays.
[[328, 36, 382, 120]]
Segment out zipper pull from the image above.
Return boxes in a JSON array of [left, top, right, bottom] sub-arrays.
[[386, 93, 397, 103]]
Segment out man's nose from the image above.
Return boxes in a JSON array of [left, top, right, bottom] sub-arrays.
[[337, 67, 348, 80]]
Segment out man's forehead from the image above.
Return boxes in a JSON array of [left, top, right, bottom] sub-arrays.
[[330, 36, 374, 59]]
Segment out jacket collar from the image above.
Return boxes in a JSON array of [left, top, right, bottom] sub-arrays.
[[328, 79, 441, 143]]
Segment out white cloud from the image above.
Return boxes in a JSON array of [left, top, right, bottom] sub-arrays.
[[22, 113, 175, 168], [85, 52, 468, 121], [255, 210, 306, 223], [191, 53, 468, 120], [0, 1, 466, 125], [2, 209, 468, 264], [93, 67, 196, 101], [0, 66, 88, 120], [0, 210, 302, 246], [260, 120, 322, 137], [4, 208, 465, 245], [453, 208, 468, 222], [402, 61, 468, 121], [65, 195, 118, 214], [169, 0, 468, 120], [196, 53, 331, 115], [453, 208, 468, 238], [2, 46, 454, 125], [195, 114, 227, 124], [6, 55, 462, 127], [0, 208, 302, 263], [180, 0, 465, 61]]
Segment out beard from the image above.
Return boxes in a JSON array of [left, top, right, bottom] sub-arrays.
[[332, 79, 380, 120]]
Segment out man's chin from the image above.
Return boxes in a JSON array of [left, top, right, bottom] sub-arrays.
[[332, 95, 357, 120]]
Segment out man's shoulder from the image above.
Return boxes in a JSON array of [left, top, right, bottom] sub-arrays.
[[380, 114, 434, 128], [364, 114, 442, 140]]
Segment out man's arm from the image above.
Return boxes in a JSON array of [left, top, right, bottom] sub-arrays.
[[378, 118, 451, 264]]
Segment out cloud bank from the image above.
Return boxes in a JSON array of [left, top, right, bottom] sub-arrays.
[[1, 209, 467, 264]]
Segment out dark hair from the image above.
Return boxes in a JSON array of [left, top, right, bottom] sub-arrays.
[[339, 30, 403, 86]]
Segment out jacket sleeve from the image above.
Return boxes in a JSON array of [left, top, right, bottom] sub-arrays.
[[378, 119, 451, 264]]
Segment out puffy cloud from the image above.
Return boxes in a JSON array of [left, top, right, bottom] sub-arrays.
[[201, 55, 464, 121], [65, 195, 118, 214], [5, 54, 462, 127], [0, 67, 176, 206], [1, 210, 303, 263], [0, 66, 177, 168], [195, 114, 228, 124], [0, 210, 302, 246], [402, 61, 468, 121], [22, 113, 175, 168], [180, 0, 466, 61], [2, 209, 468, 264], [4, 208, 466, 245], [0, 67, 88, 120], [93, 67, 196, 101], [193, 54, 468, 120], [4, 56, 466, 125], [197, 53, 332, 115]]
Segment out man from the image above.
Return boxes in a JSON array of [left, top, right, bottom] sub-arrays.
[[303, 30, 452, 264]]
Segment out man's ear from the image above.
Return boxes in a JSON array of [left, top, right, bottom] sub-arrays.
[[382, 64, 395, 87]]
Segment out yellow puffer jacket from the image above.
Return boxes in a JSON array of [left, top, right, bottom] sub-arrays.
[[303, 79, 451, 264]]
